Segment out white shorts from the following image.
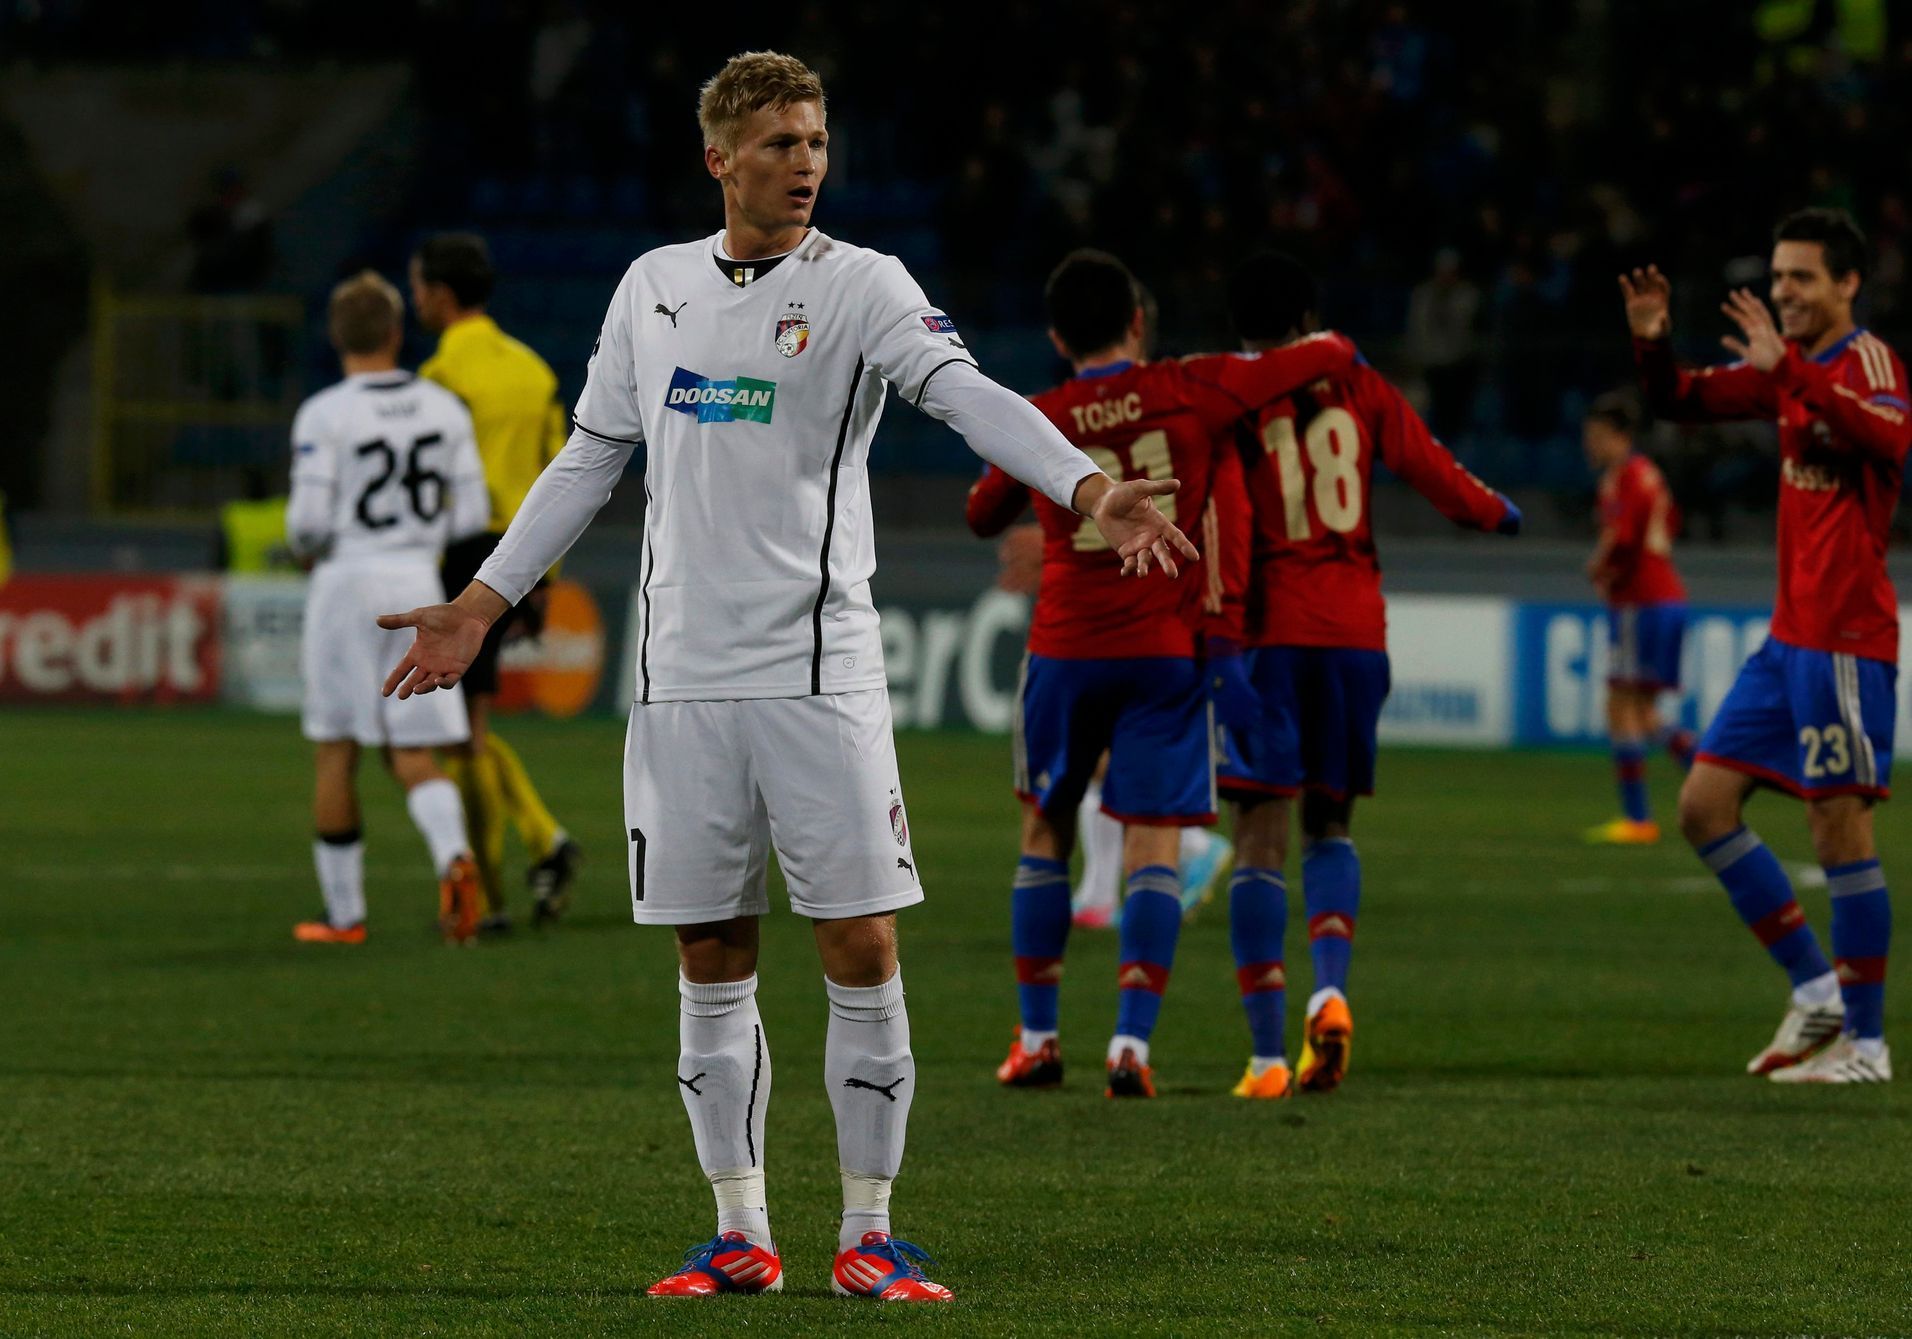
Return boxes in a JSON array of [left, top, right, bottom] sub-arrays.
[[301, 559, 470, 749], [622, 688, 924, 924]]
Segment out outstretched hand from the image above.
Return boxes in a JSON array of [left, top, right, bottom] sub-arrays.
[[1719, 288, 1786, 371], [1618, 265, 1671, 340], [1084, 475, 1200, 578], [378, 601, 493, 699]]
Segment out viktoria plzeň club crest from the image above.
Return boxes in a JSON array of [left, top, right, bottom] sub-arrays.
[[889, 788, 907, 845], [775, 303, 809, 358]]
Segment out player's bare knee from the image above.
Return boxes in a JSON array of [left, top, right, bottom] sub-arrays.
[[677, 917, 761, 984], [1122, 822, 1180, 874], [1676, 770, 1740, 848], [1806, 795, 1874, 867], [813, 912, 899, 986], [1301, 790, 1353, 844], [386, 746, 442, 790], [1020, 801, 1073, 862], [1233, 796, 1289, 868]]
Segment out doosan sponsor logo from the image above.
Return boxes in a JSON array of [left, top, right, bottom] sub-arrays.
[[664, 367, 777, 424], [0, 576, 221, 702]]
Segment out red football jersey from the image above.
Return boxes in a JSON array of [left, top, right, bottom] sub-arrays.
[[1597, 453, 1687, 605], [1238, 361, 1515, 651], [1636, 328, 1910, 662], [971, 336, 1353, 660]]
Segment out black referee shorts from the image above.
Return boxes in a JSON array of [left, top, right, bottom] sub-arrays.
[[442, 533, 519, 697]]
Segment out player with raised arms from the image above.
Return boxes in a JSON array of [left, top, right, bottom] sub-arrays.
[[285, 271, 488, 945], [375, 52, 1195, 1300], [967, 249, 1353, 1097], [1217, 251, 1521, 1099], [1625, 208, 1907, 1083], [1580, 392, 1696, 846]]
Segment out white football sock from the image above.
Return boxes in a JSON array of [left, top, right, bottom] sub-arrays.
[[312, 834, 365, 928], [1792, 970, 1841, 1009], [1249, 1055, 1285, 1077], [1853, 1036, 1887, 1062], [1020, 1027, 1057, 1052], [1108, 1033, 1149, 1065], [1073, 782, 1122, 913], [825, 970, 912, 1249], [404, 777, 469, 875], [679, 974, 772, 1246]]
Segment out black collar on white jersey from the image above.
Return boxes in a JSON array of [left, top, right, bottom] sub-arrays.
[[713, 249, 792, 287], [712, 231, 809, 287]]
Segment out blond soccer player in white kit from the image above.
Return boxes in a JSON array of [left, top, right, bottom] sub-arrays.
[[379, 53, 1195, 1301], [288, 271, 488, 945]]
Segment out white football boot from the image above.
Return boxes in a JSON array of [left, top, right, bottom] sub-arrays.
[[1768, 1035, 1892, 1084], [1746, 997, 1845, 1075]]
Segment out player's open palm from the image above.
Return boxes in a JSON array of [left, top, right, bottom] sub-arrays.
[[1618, 265, 1671, 339], [1092, 477, 1200, 578], [377, 603, 490, 698], [1720, 288, 1786, 371]]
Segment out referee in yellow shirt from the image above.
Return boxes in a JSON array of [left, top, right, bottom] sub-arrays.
[[410, 232, 580, 927]]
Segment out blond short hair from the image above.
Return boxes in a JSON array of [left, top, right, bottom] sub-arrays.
[[698, 50, 826, 155], [328, 270, 402, 356]]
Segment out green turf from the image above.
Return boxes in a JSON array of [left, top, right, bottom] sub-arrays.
[[2, 709, 1909, 1336]]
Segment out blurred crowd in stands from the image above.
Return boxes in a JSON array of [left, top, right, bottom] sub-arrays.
[[9, 0, 1910, 526]]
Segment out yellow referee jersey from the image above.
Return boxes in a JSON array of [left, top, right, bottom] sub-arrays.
[[420, 314, 567, 532]]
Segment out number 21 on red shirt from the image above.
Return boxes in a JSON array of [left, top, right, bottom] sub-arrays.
[[1071, 429, 1177, 551]]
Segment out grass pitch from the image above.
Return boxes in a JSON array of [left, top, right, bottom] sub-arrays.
[[3, 709, 1910, 1336]]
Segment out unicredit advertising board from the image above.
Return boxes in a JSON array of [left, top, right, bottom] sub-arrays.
[[0, 575, 222, 704]]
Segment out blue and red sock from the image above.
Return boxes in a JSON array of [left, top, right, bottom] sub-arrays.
[[1826, 858, 1891, 1041], [1612, 740, 1649, 822], [1011, 855, 1070, 1036], [1229, 867, 1287, 1059], [1303, 838, 1360, 999], [1114, 865, 1181, 1043], [1699, 827, 1832, 987]]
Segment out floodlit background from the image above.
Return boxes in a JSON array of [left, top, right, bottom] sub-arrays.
[[5, 1, 1912, 734]]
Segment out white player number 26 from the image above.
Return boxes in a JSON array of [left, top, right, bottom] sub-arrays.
[[1261, 407, 1363, 540], [1799, 724, 1851, 779], [1072, 430, 1177, 552]]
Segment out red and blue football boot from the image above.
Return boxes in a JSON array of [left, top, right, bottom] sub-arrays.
[[831, 1231, 953, 1302], [646, 1231, 783, 1296]]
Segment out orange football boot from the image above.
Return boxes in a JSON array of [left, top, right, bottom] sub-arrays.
[[647, 1232, 782, 1296], [1231, 1059, 1293, 1099], [996, 1032, 1063, 1088], [293, 919, 366, 944], [438, 854, 483, 945], [1105, 1045, 1156, 1098], [832, 1232, 952, 1302], [1297, 995, 1353, 1092]]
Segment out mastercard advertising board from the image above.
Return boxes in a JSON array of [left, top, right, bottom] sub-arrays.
[[494, 579, 606, 718]]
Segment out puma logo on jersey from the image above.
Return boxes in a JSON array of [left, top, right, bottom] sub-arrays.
[[844, 1075, 907, 1101], [654, 301, 687, 327], [897, 856, 914, 877], [677, 1071, 707, 1095]]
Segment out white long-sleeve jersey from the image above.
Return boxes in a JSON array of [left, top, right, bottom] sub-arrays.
[[287, 370, 488, 566], [476, 228, 1097, 702]]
